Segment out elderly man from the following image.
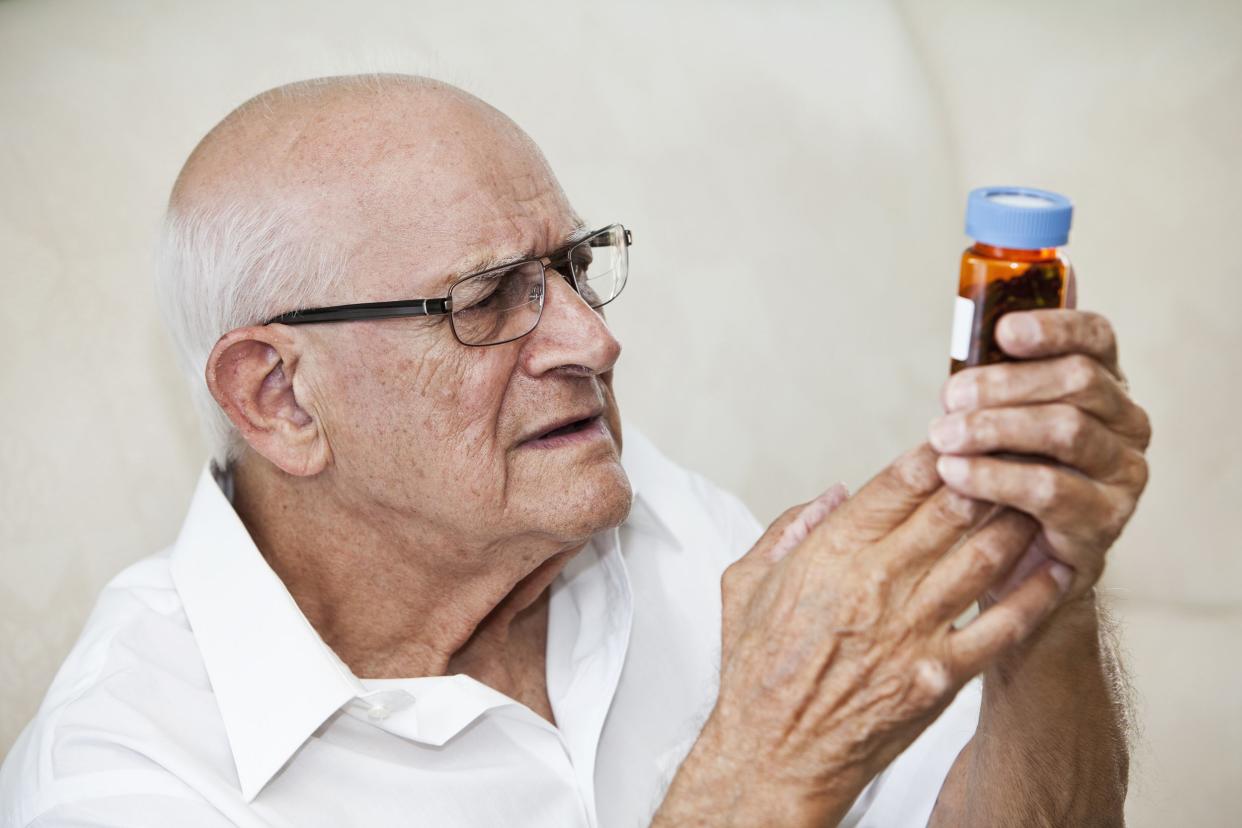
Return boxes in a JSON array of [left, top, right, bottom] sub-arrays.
[[1, 75, 1149, 827]]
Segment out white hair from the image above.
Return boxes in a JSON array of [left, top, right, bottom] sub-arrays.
[[155, 201, 346, 468]]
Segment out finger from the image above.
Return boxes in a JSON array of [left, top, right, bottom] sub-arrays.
[[987, 534, 1054, 604], [1066, 264, 1078, 310], [806, 444, 943, 554], [739, 498, 826, 566], [910, 509, 1040, 624], [878, 486, 992, 572], [940, 354, 1147, 447], [994, 309, 1121, 378], [767, 483, 849, 562], [945, 558, 1071, 677], [929, 404, 1132, 481], [935, 454, 1134, 574], [723, 495, 827, 647]]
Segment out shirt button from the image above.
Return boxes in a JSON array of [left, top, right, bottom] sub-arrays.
[[367, 704, 389, 720]]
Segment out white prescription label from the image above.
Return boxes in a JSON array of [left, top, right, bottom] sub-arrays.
[[950, 295, 974, 361]]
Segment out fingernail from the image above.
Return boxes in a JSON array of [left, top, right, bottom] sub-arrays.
[[936, 455, 970, 486], [1002, 313, 1039, 347], [944, 379, 976, 412], [1049, 562, 1074, 595], [928, 415, 966, 451]]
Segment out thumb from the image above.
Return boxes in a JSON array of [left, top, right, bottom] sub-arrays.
[[721, 482, 851, 657], [763, 483, 850, 562]]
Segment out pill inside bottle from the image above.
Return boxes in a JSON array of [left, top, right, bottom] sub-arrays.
[[949, 186, 1073, 374]]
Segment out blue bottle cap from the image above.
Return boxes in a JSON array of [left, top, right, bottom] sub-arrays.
[[965, 186, 1073, 249]]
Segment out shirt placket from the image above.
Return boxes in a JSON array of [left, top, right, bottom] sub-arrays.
[[545, 528, 635, 828]]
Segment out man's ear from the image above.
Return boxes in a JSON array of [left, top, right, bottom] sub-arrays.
[[205, 326, 330, 476]]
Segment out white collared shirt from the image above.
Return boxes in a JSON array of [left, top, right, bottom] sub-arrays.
[[0, 424, 981, 827]]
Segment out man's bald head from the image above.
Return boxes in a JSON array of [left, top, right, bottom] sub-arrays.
[[159, 74, 584, 465], [172, 75, 573, 283]]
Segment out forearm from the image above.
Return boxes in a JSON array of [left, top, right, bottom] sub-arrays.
[[929, 595, 1130, 827]]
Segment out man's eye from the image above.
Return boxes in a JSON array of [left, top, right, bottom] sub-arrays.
[[572, 250, 594, 271], [455, 276, 502, 311]]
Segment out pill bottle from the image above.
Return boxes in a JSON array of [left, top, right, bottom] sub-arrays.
[[949, 186, 1073, 374]]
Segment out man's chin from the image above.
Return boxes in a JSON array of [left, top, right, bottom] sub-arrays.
[[549, 462, 634, 540]]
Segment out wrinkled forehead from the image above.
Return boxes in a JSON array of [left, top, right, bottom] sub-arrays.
[[307, 96, 583, 299]]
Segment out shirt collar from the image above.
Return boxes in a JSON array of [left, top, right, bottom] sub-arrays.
[[618, 423, 688, 546], [170, 464, 365, 802]]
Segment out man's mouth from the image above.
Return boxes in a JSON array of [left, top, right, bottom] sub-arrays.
[[542, 416, 598, 439], [521, 410, 608, 448]]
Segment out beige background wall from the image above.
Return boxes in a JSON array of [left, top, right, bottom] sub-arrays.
[[2, 0, 1238, 824]]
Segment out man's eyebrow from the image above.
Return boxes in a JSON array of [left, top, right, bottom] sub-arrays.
[[437, 224, 591, 291]]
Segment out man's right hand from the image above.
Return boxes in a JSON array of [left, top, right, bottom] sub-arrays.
[[652, 444, 1072, 827]]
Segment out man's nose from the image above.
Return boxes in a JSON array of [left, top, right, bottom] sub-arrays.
[[520, 268, 622, 377]]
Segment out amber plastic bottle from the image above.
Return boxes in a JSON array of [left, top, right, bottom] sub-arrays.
[[949, 187, 1073, 374]]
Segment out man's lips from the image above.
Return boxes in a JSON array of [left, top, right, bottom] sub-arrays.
[[519, 408, 606, 445]]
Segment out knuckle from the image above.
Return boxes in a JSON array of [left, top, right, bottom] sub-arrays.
[[966, 537, 1007, 581], [1107, 446, 1152, 491], [936, 490, 983, 526], [1132, 404, 1154, 448], [1090, 313, 1117, 350], [978, 366, 1011, 404], [1030, 465, 1064, 511], [1129, 452, 1150, 493], [1103, 492, 1137, 539], [832, 565, 890, 630], [1064, 354, 1098, 394], [892, 445, 941, 493], [944, 374, 973, 408], [908, 657, 953, 707], [970, 410, 999, 447], [847, 562, 894, 611], [1112, 448, 1149, 494], [1051, 405, 1090, 454], [860, 562, 892, 599], [994, 609, 1027, 649]]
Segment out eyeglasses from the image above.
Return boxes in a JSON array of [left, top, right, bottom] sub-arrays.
[[265, 223, 631, 347]]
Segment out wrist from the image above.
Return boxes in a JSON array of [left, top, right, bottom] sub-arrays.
[[653, 712, 859, 828], [979, 590, 1120, 740], [989, 589, 1101, 679]]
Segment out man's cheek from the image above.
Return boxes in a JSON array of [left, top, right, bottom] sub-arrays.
[[412, 356, 506, 446]]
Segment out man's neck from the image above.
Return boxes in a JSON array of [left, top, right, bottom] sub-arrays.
[[229, 459, 586, 722]]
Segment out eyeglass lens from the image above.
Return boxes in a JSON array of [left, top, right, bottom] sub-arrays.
[[569, 225, 628, 310], [448, 225, 628, 346]]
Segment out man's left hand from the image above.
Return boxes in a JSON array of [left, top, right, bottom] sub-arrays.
[[927, 306, 1151, 603]]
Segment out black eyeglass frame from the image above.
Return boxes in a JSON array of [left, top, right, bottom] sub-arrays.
[[264, 224, 632, 347]]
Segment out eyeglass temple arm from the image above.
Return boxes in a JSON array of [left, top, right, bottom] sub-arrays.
[[266, 227, 630, 326], [266, 298, 451, 325], [585, 228, 631, 248]]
